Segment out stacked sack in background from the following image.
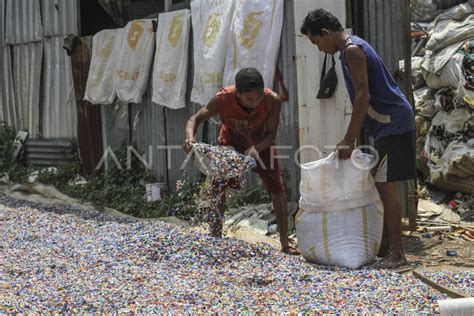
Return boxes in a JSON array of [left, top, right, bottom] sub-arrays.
[[296, 151, 383, 269], [411, 0, 474, 196]]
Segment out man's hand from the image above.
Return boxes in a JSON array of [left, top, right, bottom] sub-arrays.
[[245, 145, 260, 160], [335, 138, 355, 160], [182, 138, 196, 154]]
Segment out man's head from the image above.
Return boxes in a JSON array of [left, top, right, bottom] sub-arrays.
[[235, 68, 265, 109], [300, 9, 344, 55]]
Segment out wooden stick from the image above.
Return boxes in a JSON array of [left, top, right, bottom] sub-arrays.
[[413, 270, 469, 299]]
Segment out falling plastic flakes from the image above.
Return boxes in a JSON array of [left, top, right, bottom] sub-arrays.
[[187, 142, 257, 236], [191, 142, 256, 180], [0, 197, 447, 313]]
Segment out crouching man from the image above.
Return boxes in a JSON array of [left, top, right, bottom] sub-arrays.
[[183, 68, 299, 255]]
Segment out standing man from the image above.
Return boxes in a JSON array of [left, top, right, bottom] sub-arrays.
[[183, 68, 299, 255], [300, 9, 415, 268]]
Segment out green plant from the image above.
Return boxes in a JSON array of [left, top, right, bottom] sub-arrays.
[[36, 157, 82, 187], [33, 145, 163, 218], [0, 122, 16, 173], [156, 181, 201, 220], [0, 122, 33, 183], [227, 182, 271, 208]]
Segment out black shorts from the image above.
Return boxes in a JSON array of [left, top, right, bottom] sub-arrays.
[[372, 130, 416, 183]]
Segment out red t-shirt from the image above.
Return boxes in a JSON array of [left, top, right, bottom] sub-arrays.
[[215, 85, 275, 150]]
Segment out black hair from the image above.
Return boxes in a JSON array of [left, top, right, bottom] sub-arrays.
[[300, 9, 344, 36], [235, 68, 264, 92]]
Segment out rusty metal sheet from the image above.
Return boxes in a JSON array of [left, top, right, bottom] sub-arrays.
[[71, 36, 104, 175]]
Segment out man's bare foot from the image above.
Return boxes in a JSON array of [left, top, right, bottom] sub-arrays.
[[281, 245, 300, 255], [372, 254, 408, 269]]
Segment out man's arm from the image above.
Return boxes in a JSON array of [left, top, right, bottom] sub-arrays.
[[251, 93, 282, 154], [183, 97, 220, 153], [336, 45, 371, 159]]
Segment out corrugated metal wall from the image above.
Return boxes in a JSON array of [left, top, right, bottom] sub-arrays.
[[0, 0, 80, 140], [360, 0, 405, 73], [41, 0, 80, 37], [13, 42, 43, 138], [42, 37, 77, 138], [0, 0, 6, 46], [0, 46, 17, 130], [5, 0, 43, 44], [0, 0, 79, 138], [0, 0, 18, 130], [101, 102, 130, 152], [129, 81, 168, 184]]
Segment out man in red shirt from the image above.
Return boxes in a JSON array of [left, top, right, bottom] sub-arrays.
[[183, 68, 299, 255]]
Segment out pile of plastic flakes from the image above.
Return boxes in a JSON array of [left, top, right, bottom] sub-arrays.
[[422, 271, 474, 296], [0, 198, 447, 313], [191, 142, 256, 180]]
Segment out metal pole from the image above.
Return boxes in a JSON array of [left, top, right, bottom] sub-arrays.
[[403, 0, 418, 231]]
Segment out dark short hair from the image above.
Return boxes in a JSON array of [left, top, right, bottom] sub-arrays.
[[235, 68, 264, 92], [300, 9, 344, 36]]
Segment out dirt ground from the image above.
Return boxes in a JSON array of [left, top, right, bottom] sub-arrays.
[[401, 231, 474, 272]]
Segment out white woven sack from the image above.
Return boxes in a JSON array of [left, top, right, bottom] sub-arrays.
[[299, 150, 380, 212], [84, 29, 123, 104], [115, 19, 155, 103], [296, 202, 384, 269], [152, 9, 191, 109], [190, 0, 235, 106], [223, 0, 284, 88]]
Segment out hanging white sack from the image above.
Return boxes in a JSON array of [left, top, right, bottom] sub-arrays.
[[296, 151, 383, 269], [84, 29, 123, 105], [190, 0, 235, 106], [115, 19, 155, 104], [152, 9, 191, 109], [223, 0, 284, 88]]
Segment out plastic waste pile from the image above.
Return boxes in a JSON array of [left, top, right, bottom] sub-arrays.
[[411, 1, 474, 195]]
